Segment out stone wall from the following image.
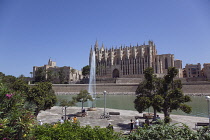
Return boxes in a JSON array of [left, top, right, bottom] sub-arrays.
[[53, 83, 137, 94], [115, 78, 143, 84], [52, 82, 210, 95], [182, 82, 210, 94]]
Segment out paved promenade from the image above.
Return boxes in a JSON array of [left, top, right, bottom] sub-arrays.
[[37, 106, 208, 133]]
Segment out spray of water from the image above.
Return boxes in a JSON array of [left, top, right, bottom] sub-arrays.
[[88, 50, 96, 107]]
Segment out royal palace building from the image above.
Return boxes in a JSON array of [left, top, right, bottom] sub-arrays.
[[90, 40, 183, 79], [33, 59, 83, 84]]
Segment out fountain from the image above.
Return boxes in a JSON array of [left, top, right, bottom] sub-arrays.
[[87, 50, 97, 111]]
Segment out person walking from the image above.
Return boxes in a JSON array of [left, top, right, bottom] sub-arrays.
[[60, 116, 64, 124], [39, 120, 43, 125], [145, 117, 150, 126], [73, 116, 78, 123], [130, 119, 134, 133], [135, 118, 139, 129]]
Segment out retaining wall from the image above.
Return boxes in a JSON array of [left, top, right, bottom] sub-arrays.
[[52, 82, 210, 95]]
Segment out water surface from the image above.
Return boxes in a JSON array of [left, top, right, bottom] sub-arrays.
[[56, 95, 209, 118]]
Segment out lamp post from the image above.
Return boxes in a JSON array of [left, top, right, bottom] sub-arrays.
[[103, 91, 107, 115], [92, 98, 95, 108], [80, 98, 84, 110], [64, 106, 67, 120], [205, 96, 210, 127]]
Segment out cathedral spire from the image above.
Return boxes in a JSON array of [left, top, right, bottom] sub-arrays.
[[100, 43, 104, 52], [100, 42, 105, 51], [95, 40, 98, 46], [90, 46, 92, 52], [94, 40, 98, 51], [90, 46, 93, 56]]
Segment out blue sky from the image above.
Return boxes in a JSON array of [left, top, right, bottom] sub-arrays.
[[0, 0, 210, 77]]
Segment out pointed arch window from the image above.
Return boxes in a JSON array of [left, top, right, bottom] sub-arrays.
[[165, 58, 168, 69]]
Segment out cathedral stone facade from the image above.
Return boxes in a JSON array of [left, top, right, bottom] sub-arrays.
[[90, 40, 182, 79]]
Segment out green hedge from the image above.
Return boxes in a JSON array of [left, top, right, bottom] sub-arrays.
[[128, 122, 210, 140], [32, 121, 122, 140]]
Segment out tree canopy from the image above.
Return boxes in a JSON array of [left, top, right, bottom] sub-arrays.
[[27, 82, 57, 116], [158, 67, 192, 122], [82, 65, 90, 76], [134, 67, 162, 119], [1, 75, 17, 89], [134, 67, 192, 123], [59, 99, 75, 107], [72, 90, 93, 110], [0, 72, 58, 139], [46, 70, 54, 83], [34, 68, 46, 82], [0, 72, 5, 79]]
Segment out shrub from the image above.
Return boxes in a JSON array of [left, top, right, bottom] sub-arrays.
[[0, 83, 35, 139], [128, 122, 210, 140], [32, 121, 122, 140]]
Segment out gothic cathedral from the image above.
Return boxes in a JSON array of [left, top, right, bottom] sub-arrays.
[[89, 40, 182, 79]]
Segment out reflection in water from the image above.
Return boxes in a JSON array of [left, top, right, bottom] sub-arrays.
[[56, 95, 208, 118]]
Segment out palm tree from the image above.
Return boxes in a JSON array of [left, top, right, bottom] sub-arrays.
[[30, 72, 33, 78]]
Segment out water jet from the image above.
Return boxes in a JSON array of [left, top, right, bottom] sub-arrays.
[[87, 50, 97, 111]]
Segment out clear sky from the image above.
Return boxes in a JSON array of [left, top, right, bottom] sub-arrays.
[[0, 0, 210, 77]]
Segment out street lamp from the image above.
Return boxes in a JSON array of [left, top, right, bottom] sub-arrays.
[[205, 96, 210, 127], [103, 91, 107, 116], [92, 98, 96, 108], [64, 106, 67, 120], [80, 98, 84, 111], [62, 106, 67, 120]]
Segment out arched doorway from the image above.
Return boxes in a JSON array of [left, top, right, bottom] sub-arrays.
[[112, 69, 119, 78]]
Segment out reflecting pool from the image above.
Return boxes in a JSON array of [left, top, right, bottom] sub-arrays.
[[56, 95, 209, 118]]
